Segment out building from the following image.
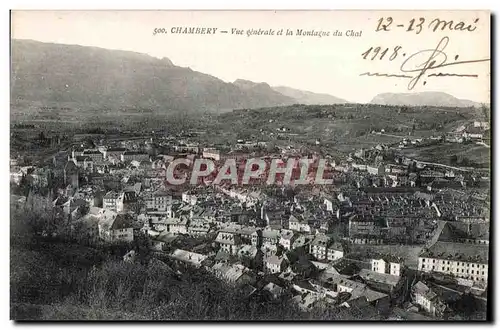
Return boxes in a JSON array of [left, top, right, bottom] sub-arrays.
[[202, 148, 221, 161], [103, 147, 127, 159], [72, 148, 85, 159], [215, 230, 242, 255], [261, 228, 280, 247], [170, 249, 207, 268], [473, 121, 490, 130], [163, 217, 189, 235], [412, 281, 449, 318], [367, 164, 385, 176], [103, 191, 119, 212], [371, 257, 403, 277], [358, 269, 403, 294], [64, 161, 79, 189], [289, 214, 311, 233], [116, 191, 138, 213], [418, 241, 489, 283], [309, 234, 331, 261], [121, 151, 149, 162], [279, 229, 297, 250], [211, 263, 256, 286], [264, 255, 288, 274], [98, 213, 135, 243], [326, 242, 344, 261], [82, 149, 104, 162], [181, 191, 198, 205], [73, 156, 94, 171], [145, 190, 172, 212]]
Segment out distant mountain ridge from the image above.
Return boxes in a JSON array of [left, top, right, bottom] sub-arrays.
[[370, 92, 482, 108], [272, 86, 348, 105], [11, 39, 482, 117], [11, 39, 295, 115]]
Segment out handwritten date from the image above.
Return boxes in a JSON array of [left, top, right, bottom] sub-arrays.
[[375, 17, 479, 34], [362, 46, 402, 61]]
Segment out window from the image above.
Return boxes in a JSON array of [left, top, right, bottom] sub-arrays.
[[422, 259, 426, 263], [482, 271, 484, 275]]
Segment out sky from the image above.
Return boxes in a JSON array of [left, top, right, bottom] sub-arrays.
[[11, 10, 490, 103]]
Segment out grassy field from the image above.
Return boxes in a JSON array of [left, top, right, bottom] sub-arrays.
[[399, 143, 490, 168]]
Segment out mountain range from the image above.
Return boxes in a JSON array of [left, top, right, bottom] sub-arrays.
[[11, 39, 482, 116], [370, 92, 483, 108]]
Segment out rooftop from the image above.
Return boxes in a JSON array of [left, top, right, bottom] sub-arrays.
[[420, 241, 489, 264]]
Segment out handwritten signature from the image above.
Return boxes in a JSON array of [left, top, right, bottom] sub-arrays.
[[361, 36, 490, 90]]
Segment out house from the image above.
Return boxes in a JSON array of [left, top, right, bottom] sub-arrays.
[[326, 242, 344, 261], [170, 249, 207, 268], [292, 234, 314, 251], [473, 121, 489, 130], [73, 156, 94, 171], [187, 225, 210, 237], [72, 147, 85, 159], [181, 191, 198, 205], [332, 297, 383, 320], [371, 257, 404, 276], [412, 281, 449, 318], [202, 148, 221, 161], [279, 229, 297, 250], [367, 164, 385, 176], [251, 229, 262, 247], [464, 127, 484, 141], [123, 250, 137, 263], [237, 245, 263, 269], [164, 217, 189, 235], [211, 263, 256, 286], [121, 151, 149, 162], [145, 190, 172, 212], [289, 214, 311, 233], [292, 280, 318, 296], [61, 197, 88, 219], [103, 191, 119, 212], [264, 255, 288, 274], [358, 269, 403, 294], [116, 191, 138, 213], [98, 213, 135, 242], [103, 147, 127, 159], [309, 234, 331, 261], [261, 228, 280, 247], [215, 230, 242, 255], [82, 149, 104, 162]]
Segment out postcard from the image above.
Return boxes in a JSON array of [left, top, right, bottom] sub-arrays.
[[10, 10, 491, 321]]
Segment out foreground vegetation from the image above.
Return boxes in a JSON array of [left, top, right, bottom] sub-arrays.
[[10, 194, 356, 321]]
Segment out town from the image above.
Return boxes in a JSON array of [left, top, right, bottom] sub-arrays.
[[10, 110, 490, 320]]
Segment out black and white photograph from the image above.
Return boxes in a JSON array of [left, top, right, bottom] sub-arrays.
[[9, 10, 491, 321]]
